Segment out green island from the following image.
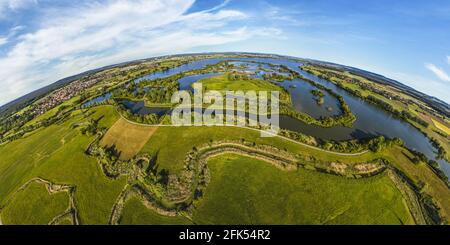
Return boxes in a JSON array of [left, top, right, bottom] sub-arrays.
[[0, 53, 449, 225], [301, 64, 450, 163]]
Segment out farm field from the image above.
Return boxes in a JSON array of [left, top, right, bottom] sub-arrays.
[[100, 118, 158, 160], [431, 118, 450, 136]]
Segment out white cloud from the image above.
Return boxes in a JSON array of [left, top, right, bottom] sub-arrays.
[[0, 0, 36, 16], [0, 36, 7, 46], [425, 63, 450, 82], [0, 0, 277, 105]]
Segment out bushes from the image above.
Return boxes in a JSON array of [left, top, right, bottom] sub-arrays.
[[117, 104, 161, 125], [262, 72, 292, 82], [227, 71, 250, 81], [310, 89, 324, 97], [303, 65, 430, 129], [366, 136, 403, 153]]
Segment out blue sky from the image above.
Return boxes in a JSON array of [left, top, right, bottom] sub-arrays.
[[0, 0, 449, 105]]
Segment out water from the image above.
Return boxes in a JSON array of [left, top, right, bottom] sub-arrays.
[[121, 100, 171, 116], [178, 72, 222, 92], [82, 92, 112, 108], [133, 58, 226, 84], [114, 56, 450, 179], [235, 57, 450, 178]]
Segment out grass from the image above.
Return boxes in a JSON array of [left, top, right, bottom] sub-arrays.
[[1, 182, 69, 224], [195, 74, 291, 103], [197, 74, 283, 92], [24, 96, 80, 127], [100, 118, 158, 160], [1, 104, 449, 224], [192, 154, 414, 224], [305, 65, 450, 161], [57, 218, 74, 225], [119, 196, 192, 225], [3, 56, 449, 225], [431, 118, 450, 136], [0, 105, 127, 224], [139, 125, 377, 174], [380, 146, 450, 219]]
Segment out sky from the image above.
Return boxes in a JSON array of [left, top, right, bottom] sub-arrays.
[[0, 0, 449, 106]]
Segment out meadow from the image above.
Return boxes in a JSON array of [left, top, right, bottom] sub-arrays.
[[119, 196, 192, 225], [1, 104, 449, 224], [192, 154, 413, 224], [1, 181, 69, 224], [0, 106, 127, 224], [195, 74, 291, 104], [2, 54, 449, 225], [118, 153, 414, 224], [139, 125, 377, 174]]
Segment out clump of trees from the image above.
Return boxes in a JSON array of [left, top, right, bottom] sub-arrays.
[[279, 128, 404, 154], [227, 71, 250, 81], [280, 103, 355, 128], [310, 89, 324, 97], [262, 72, 293, 82], [302, 65, 430, 128], [409, 149, 449, 185], [311, 89, 325, 105], [279, 129, 316, 145], [366, 135, 403, 152], [80, 119, 98, 136], [117, 104, 160, 124]]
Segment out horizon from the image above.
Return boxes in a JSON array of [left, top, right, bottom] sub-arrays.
[[0, 0, 449, 105], [3, 51, 449, 109]]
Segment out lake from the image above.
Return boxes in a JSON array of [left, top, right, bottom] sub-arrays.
[[114, 56, 450, 179]]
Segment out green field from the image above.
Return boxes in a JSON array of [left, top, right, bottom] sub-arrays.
[[139, 125, 376, 174], [1, 182, 69, 224], [1, 54, 449, 225], [0, 106, 127, 224], [195, 74, 291, 103], [119, 196, 192, 225], [196, 74, 283, 92], [192, 154, 414, 224], [1, 104, 449, 224]]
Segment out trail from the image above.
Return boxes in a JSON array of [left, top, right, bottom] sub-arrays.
[[116, 109, 369, 157], [0, 177, 79, 225], [105, 141, 384, 224]]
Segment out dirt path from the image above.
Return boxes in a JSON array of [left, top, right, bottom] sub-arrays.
[[0, 177, 79, 225]]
